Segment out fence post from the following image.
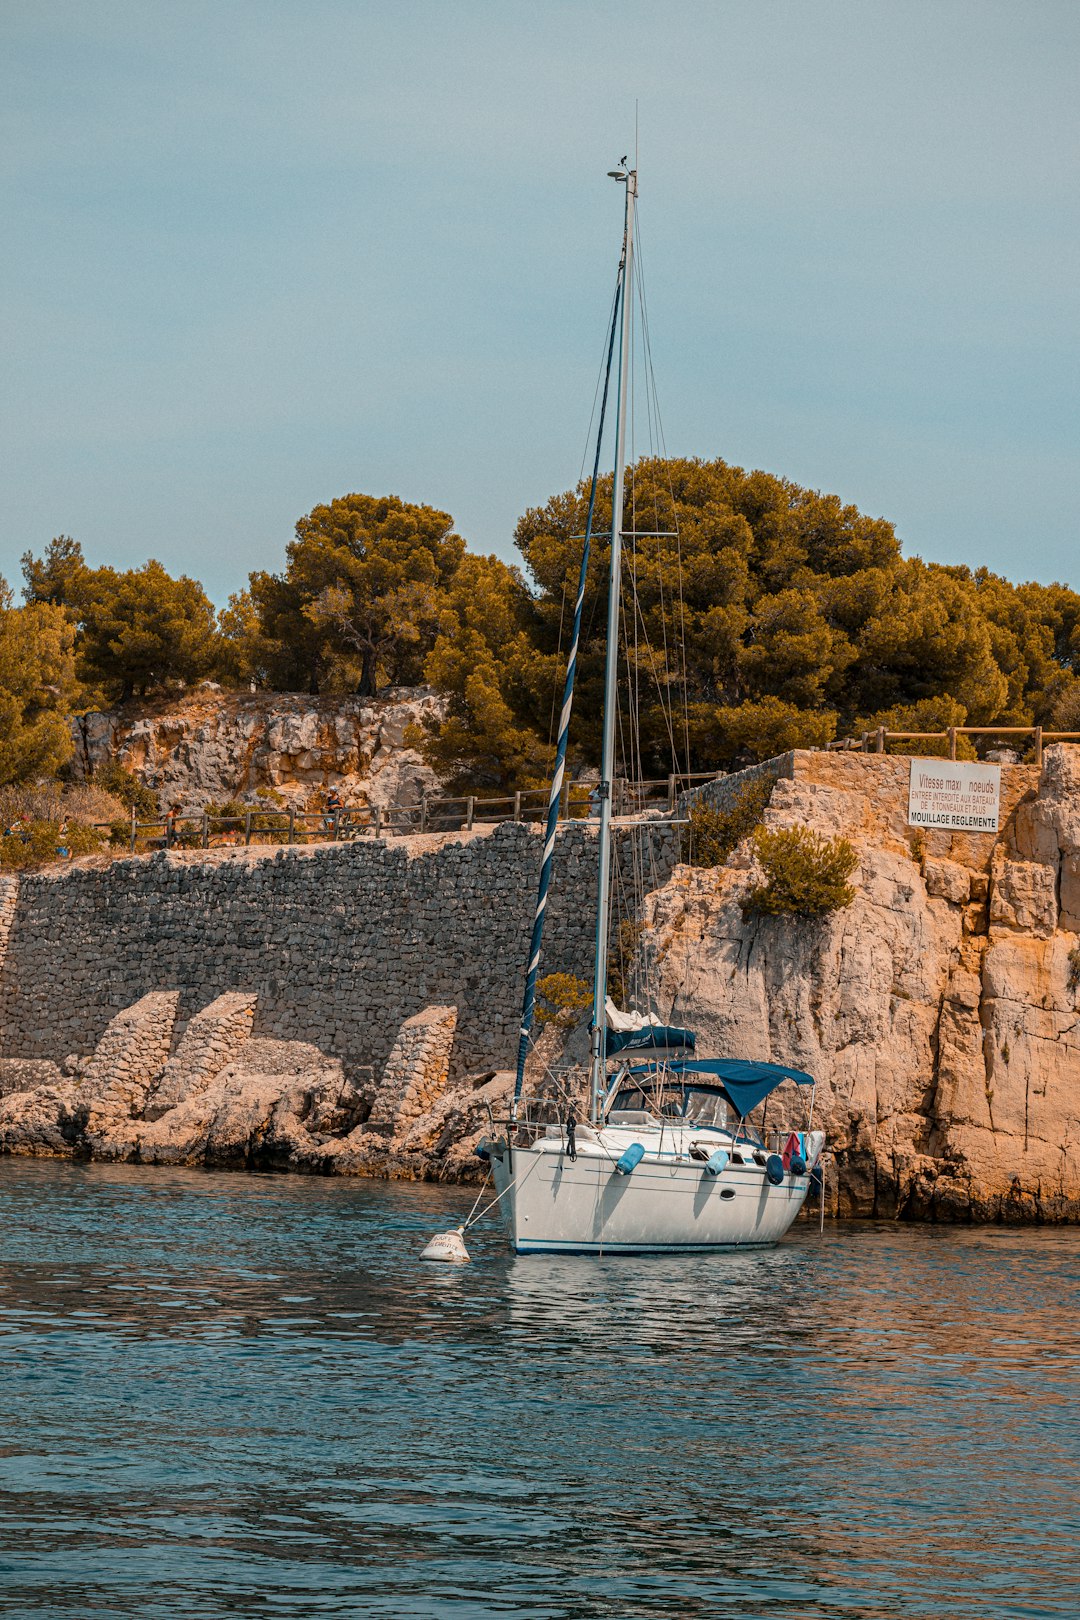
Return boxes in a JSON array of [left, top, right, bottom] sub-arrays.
[[875, 727, 885, 754], [466, 795, 475, 830], [948, 727, 957, 761], [287, 806, 295, 845], [667, 774, 676, 812], [419, 797, 427, 834], [130, 806, 137, 854], [513, 791, 521, 823], [202, 810, 209, 849], [374, 804, 382, 839], [244, 811, 252, 846], [1034, 725, 1043, 768]]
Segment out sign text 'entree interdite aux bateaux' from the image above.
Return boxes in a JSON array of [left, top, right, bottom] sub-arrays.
[[907, 758, 1001, 832]]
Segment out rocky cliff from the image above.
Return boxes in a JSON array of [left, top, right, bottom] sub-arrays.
[[641, 747, 1080, 1221], [70, 685, 443, 808]]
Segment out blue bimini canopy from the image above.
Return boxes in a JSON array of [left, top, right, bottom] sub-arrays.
[[606, 1024, 697, 1059], [627, 1056, 814, 1118]]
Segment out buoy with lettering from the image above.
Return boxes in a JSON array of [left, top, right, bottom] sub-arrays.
[[420, 1226, 471, 1263]]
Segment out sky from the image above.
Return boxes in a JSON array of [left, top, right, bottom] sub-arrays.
[[2, 0, 1078, 609]]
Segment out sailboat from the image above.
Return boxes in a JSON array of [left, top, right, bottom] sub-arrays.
[[430, 163, 824, 1259]]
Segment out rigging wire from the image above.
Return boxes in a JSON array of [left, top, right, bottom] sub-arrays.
[[547, 280, 622, 752]]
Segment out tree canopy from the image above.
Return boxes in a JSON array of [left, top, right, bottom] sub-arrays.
[[13, 460, 1080, 790], [0, 579, 76, 786], [416, 456, 1080, 781], [21, 540, 217, 703], [221, 494, 469, 696]]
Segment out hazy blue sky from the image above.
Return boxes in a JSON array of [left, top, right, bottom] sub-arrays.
[[2, 0, 1077, 607]]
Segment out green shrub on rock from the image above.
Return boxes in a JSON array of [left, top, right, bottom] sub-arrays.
[[536, 973, 592, 1029], [93, 762, 158, 818], [685, 777, 774, 868], [743, 825, 857, 918]]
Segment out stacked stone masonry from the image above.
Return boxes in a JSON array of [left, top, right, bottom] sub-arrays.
[[0, 822, 615, 1078]]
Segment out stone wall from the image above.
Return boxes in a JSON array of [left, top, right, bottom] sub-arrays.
[[0, 877, 17, 982], [0, 825, 613, 1080]]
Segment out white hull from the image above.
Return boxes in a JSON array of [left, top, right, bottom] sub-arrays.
[[490, 1139, 814, 1254]]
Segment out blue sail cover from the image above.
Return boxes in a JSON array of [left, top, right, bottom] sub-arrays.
[[626, 1056, 814, 1117], [606, 1025, 697, 1058]]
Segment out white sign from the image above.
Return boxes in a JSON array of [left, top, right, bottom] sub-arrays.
[[907, 758, 1001, 832]]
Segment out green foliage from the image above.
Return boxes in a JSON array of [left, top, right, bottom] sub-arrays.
[[686, 697, 836, 763], [233, 494, 468, 696], [535, 972, 592, 1029], [14, 458, 1080, 798], [857, 696, 978, 759], [0, 582, 77, 786], [1050, 681, 1080, 734], [510, 458, 1080, 776], [77, 561, 217, 701], [92, 762, 158, 817], [202, 796, 292, 842], [608, 919, 645, 1009], [20, 535, 87, 610], [21, 541, 217, 704], [1068, 946, 1080, 994], [413, 552, 554, 791], [0, 819, 106, 870], [685, 776, 775, 868], [743, 825, 858, 918]]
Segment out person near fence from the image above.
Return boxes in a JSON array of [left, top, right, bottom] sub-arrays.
[[165, 803, 181, 848], [323, 788, 343, 833]]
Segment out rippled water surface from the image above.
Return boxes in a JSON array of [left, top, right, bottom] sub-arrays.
[[0, 1160, 1077, 1617]]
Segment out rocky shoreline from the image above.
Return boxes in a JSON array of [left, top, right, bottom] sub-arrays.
[[2, 743, 1079, 1222], [0, 993, 498, 1186]]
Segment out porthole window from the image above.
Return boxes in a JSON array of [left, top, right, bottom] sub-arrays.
[[720, 1188, 736, 1200]]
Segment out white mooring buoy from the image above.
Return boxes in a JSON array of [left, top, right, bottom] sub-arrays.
[[420, 1226, 471, 1264]]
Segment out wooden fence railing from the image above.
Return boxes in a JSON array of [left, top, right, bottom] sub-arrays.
[[97, 769, 727, 854], [828, 726, 1080, 767]]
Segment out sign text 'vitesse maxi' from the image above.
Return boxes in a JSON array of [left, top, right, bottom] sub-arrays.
[[907, 758, 1001, 832]]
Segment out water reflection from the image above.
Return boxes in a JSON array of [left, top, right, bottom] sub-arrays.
[[0, 1160, 1077, 1618]]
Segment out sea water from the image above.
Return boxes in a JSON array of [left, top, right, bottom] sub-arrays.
[[0, 1159, 1076, 1618]]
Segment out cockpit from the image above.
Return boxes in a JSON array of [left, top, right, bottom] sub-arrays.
[[606, 1084, 730, 1130]]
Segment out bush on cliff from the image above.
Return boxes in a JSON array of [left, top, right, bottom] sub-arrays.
[[535, 973, 592, 1029], [742, 825, 858, 918], [92, 762, 158, 818], [685, 776, 775, 868]]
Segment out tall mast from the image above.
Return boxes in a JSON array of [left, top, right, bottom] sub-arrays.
[[589, 163, 636, 1124]]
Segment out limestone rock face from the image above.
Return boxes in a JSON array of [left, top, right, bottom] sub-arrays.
[[3, 744, 1079, 1218], [0, 1079, 83, 1156], [640, 747, 1080, 1221], [71, 687, 444, 810]]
